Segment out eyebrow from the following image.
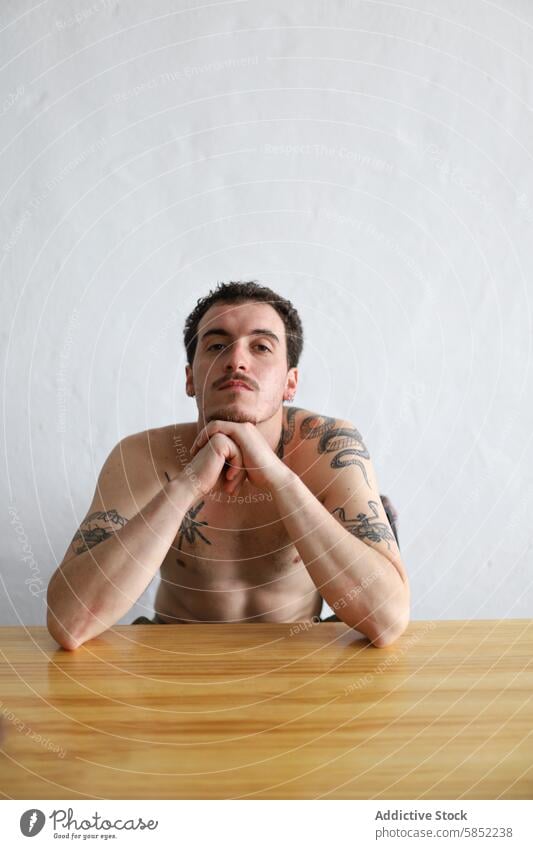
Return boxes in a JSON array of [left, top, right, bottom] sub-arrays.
[[200, 328, 280, 345]]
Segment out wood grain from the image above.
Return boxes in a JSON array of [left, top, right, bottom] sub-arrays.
[[0, 620, 532, 799]]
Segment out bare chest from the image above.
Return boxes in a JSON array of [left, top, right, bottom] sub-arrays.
[[160, 486, 302, 585]]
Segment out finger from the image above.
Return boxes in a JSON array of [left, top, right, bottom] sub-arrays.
[[223, 452, 246, 483], [224, 437, 243, 467], [190, 434, 205, 455], [226, 467, 246, 487], [191, 427, 223, 457], [224, 469, 247, 495], [192, 427, 225, 456], [230, 468, 248, 489], [194, 419, 244, 454], [225, 454, 244, 475]]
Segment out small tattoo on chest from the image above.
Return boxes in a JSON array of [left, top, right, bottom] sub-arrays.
[[178, 501, 212, 547]]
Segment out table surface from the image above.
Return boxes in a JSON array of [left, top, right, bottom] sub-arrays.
[[0, 620, 531, 800]]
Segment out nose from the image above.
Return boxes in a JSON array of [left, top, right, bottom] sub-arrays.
[[223, 337, 250, 372]]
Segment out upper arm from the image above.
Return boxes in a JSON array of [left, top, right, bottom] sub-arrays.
[[298, 411, 408, 586], [58, 434, 142, 568]]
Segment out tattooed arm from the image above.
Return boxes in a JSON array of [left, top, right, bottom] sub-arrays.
[[47, 436, 197, 650], [271, 413, 409, 647], [48, 428, 245, 649]]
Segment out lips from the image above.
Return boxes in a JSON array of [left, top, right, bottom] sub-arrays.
[[218, 381, 253, 391]]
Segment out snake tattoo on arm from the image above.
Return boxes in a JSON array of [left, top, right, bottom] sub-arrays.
[[299, 413, 371, 487]]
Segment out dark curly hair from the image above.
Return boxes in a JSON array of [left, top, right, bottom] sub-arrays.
[[183, 281, 304, 369]]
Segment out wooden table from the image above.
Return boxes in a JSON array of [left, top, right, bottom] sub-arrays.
[[0, 620, 531, 799]]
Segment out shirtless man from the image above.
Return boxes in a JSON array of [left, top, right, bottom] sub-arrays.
[[46, 281, 410, 651]]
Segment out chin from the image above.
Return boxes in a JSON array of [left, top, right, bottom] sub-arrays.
[[205, 406, 259, 424]]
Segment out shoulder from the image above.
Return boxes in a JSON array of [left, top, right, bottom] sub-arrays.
[[280, 406, 366, 475], [281, 406, 359, 449], [122, 421, 196, 454], [109, 421, 196, 482]]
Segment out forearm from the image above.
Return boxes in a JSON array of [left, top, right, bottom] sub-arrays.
[[272, 470, 409, 645], [47, 476, 195, 649]]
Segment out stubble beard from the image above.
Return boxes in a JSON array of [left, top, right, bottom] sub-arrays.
[[206, 407, 259, 424], [202, 393, 282, 426]]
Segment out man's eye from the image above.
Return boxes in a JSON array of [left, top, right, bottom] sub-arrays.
[[207, 342, 271, 353]]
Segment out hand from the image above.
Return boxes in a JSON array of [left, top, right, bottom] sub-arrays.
[[178, 432, 246, 497], [189, 420, 291, 491]]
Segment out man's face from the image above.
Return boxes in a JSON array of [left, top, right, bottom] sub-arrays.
[[185, 301, 298, 425]]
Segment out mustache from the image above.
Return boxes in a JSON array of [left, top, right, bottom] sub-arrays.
[[215, 375, 257, 390]]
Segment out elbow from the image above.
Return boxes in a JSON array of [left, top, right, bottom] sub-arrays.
[[370, 602, 410, 648], [340, 586, 410, 647], [371, 625, 405, 649], [46, 587, 89, 651], [52, 632, 82, 652], [46, 608, 85, 651], [368, 570, 411, 648]]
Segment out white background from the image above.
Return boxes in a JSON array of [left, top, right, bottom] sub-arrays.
[[1, 0, 532, 626]]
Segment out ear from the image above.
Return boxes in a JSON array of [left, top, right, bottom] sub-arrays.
[[185, 364, 195, 397], [284, 367, 298, 401]]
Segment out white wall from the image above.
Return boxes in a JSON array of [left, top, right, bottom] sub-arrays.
[[2, 0, 532, 627]]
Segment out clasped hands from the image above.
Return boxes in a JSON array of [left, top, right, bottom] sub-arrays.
[[189, 420, 291, 495]]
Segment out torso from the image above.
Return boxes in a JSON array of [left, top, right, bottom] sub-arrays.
[[132, 407, 327, 624]]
